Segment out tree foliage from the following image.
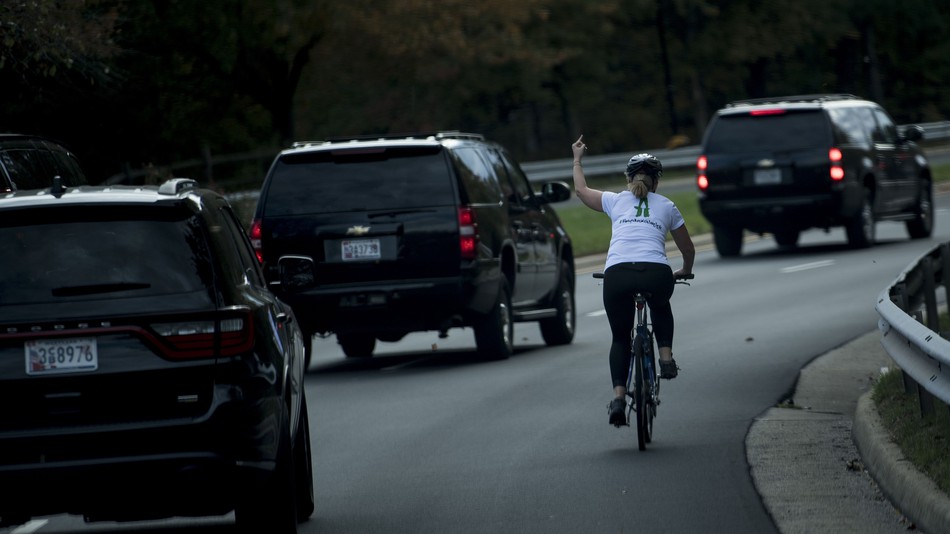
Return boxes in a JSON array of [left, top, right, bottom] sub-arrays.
[[0, 0, 947, 183]]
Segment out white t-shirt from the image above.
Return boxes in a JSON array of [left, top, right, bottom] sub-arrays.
[[601, 190, 685, 269]]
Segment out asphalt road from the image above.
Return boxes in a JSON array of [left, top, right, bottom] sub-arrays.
[[10, 180, 950, 533]]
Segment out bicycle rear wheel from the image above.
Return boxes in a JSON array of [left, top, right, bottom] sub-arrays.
[[632, 335, 652, 450]]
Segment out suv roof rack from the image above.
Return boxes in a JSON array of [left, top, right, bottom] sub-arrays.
[[726, 94, 861, 108], [292, 131, 485, 148]]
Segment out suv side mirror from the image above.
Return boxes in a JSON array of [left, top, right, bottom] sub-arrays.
[[278, 255, 315, 291], [900, 125, 924, 143], [538, 181, 571, 203]]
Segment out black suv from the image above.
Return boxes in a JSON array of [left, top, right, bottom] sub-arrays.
[[250, 131, 576, 361], [696, 94, 932, 256], [0, 133, 88, 191], [0, 178, 313, 532]]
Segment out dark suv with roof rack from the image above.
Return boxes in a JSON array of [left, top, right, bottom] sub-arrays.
[[0, 178, 312, 532], [250, 131, 576, 361], [696, 94, 932, 256]]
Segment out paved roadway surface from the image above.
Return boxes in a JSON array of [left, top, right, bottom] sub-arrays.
[[5, 149, 950, 533]]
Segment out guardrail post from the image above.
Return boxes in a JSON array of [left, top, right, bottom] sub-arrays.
[[943, 244, 950, 320], [918, 383, 936, 417], [923, 256, 939, 332]]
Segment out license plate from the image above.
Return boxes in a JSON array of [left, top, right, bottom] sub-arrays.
[[342, 239, 381, 261], [25, 337, 99, 375], [753, 168, 782, 185]]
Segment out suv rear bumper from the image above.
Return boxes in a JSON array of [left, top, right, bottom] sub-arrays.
[[0, 394, 285, 521], [700, 190, 861, 232], [277, 274, 502, 336]]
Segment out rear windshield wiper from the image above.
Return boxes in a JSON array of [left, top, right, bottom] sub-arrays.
[[51, 282, 152, 297]]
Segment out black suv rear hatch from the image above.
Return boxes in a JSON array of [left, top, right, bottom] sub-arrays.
[[259, 146, 462, 283], [703, 109, 834, 199]]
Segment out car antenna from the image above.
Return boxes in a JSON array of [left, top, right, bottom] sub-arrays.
[[50, 175, 65, 198]]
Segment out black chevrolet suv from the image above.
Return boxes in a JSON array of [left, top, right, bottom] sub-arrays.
[[696, 94, 932, 256], [0, 178, 313, 532], [250, 131, 576, 361]]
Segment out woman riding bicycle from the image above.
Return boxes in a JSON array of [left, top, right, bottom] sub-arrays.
[[571, 136, 696, 427]]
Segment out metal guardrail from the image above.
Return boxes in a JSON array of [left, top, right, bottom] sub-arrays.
[[109, 121, 950, 186], [522, 120, 950, 183], [877, 242, 950, 409]]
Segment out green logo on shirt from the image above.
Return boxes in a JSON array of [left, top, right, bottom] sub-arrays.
[[635, 198, 650, 217]]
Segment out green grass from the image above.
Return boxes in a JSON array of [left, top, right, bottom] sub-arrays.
[[871, 369, 950, 494]]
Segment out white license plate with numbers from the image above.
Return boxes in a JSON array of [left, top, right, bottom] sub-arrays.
[[25, 337, 99, 375], [342, 239, 381, 261], [753, 168, 782, 185]]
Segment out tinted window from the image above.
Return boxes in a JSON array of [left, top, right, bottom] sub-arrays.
[[451, 147, 502, 204], [0, 207, 215, 306], [827, 107, 871, 146], [871, 108, 898, 144], [706, 111, 832, 152], [265, 147, 456, 215], [0, 149, 47, 190], [48, 150, 88, 186]]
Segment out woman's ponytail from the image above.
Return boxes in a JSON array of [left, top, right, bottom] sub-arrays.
[[628, 174, 654, 199]]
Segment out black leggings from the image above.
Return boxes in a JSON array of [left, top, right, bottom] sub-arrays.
[[603, 262, 675, 389]]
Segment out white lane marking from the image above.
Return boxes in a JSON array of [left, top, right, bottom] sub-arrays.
[[780, 259, 836, 274], [12, 520, 48, 533], [587, 310, 607, 317]]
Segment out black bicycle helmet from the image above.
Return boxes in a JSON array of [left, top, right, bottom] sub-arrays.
[[625, 153, 663, 179]]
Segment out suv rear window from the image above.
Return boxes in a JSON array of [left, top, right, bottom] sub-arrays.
[[0, 207, 214, 306], [706, 110, 832, 153], [264, 146, 456, 215]]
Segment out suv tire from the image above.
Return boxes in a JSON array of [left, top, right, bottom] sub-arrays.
[[294, 392, 315, 522], [475, 279, 513, 360], [539, 262, 576, 346], [338, 334, 376, 358], [906, 180, 934, 239], [235, 405, 298, 534], [845, 188, 875, 249], [773, 230, 800, 249], [713, 225, 743, 257]]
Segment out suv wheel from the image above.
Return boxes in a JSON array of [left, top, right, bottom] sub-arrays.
[[539, 262, 575, 346], [294, 392, 315, 522], [713, 225, 743, 257], [235, 405, 298, 534], [338, 334, 376, 358], [475, 279, 513, 360], [906, 180, 934, 239], [773, 230, 800, 249], [846, 189, 875, 248]]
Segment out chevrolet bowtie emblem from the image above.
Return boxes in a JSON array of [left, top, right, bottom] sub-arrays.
[[346, 225, 371, 236]]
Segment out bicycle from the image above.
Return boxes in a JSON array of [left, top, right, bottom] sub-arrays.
[[593, 271, 694, 450]]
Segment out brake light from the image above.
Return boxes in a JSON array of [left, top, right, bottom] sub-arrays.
[[249, 219, 263, 263], [829, 148, 844, 181], [458, 207, 478, 260], [749, 108, 786, 116], [151, 311, 254, 360], [696, 155, 709, 191]]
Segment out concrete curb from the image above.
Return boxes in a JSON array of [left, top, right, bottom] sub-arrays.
[[853, 392, 950, 533]]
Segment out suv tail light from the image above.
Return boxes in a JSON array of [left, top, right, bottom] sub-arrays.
[[151, 309, 254, 360], [696, 155, 709, 191], [249, 219, 263, 263], [829, 148, 844, 181], [458, 207, 478, 260]]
